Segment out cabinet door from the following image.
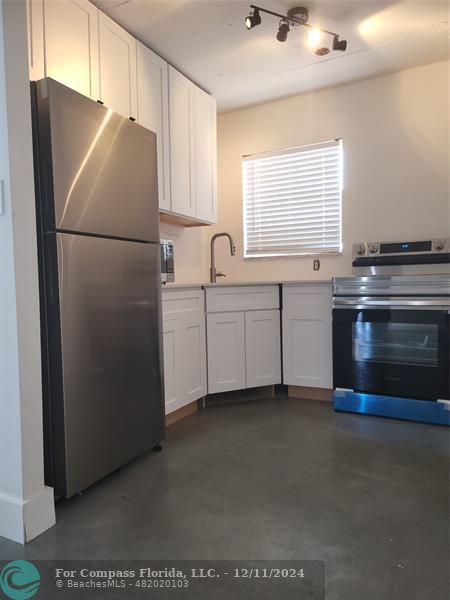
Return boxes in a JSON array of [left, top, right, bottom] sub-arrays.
[[245, 310, 281, 388], [194, 86, 217, 223], [168, 66, 195, 218], [162, 319, 183, 415], [27, 0, 45, 81], [182, 316, 207, 403], [98, 11, 137, 118], [43, 0, 99, 99], [282, 285, 333, 389], [136, 42, 170, 212], [207, 312, 246, 394]]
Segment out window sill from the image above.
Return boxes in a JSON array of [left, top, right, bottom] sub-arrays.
[[243, 251, 343, 259]]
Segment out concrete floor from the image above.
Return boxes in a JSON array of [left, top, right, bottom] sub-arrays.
[[0, 397, 449, 599]]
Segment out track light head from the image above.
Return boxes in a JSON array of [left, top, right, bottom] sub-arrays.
[[245, 8, 261, 30], [332, 36, 347, 52], [276, 19, 290, 42]]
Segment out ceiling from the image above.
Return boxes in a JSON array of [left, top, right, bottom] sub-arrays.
[[93, 0, 449, 111]]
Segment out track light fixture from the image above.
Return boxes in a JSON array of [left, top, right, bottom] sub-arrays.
[[332, 36, 347, 52], [276, 19, 290, 43], [245, 4, 348, 54], [245, 7, 261, 30]]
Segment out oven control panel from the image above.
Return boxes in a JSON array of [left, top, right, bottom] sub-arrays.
[[353, 239, 449, 259], [351, 239, 450, 275]]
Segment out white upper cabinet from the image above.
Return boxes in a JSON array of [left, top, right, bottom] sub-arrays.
[[43, 0, 99, 99], [168, 67, 218, 223], [136, 42, 170, 212], [27, 0, 45, 81], [98, 11, 137, 119], [168, 66, 195, 218], [194, 86, 217, 223], [26, 4, 217, 226]]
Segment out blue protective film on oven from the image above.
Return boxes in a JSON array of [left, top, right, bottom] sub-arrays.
[[333, 390, 450, 426]]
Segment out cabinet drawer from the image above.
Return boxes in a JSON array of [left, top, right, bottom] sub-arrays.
[[162, 288, 204, 320], [282, 284, 331, 320], [206, 285, 279, 313]]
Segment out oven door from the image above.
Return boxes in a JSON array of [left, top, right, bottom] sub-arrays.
[[333, 298, 450, 401]]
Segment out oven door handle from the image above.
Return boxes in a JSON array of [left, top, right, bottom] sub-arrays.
[[333, 297, 450, 311]]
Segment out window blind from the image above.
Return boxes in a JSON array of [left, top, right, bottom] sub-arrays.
[[243, 140, 343, 257]]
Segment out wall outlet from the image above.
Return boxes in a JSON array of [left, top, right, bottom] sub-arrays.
[[313, 259, 320, 271]]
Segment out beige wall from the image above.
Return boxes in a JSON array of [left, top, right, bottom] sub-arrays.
[[160, 217, 208, 282], [172, 60, 450, 283]]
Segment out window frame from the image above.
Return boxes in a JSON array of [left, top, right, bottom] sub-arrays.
[[242, 139, 343, 259]]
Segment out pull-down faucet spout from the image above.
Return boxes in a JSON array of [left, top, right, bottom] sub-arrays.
[[210, 233, 236, 283]]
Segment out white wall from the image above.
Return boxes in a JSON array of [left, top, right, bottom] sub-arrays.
[[172, 60, 450, 284], [160, 216, 207, 283], [0, 0, 55, 544]]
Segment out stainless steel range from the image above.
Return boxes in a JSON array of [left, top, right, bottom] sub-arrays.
[[332, 239, 450, 426]]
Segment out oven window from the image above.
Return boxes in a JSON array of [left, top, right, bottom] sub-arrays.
[[353, 322, 439, 368]]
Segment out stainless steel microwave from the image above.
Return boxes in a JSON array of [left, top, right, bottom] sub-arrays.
[[160, 239, 174, 283]]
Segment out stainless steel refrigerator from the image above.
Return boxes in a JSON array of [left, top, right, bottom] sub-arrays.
[[31, 78, 165, 498]]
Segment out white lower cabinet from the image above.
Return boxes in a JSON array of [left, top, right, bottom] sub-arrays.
[[206, 286, 281, 394], [162, 319, 179, 414], [245, 310, 281, 388], [162, 289, 207, 415], [282, 283, 333, 389], [184, 316, 207, 403], [207, 312, 246, 393]]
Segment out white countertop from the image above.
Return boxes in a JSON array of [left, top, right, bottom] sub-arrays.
[[162, 279, 331, 290]]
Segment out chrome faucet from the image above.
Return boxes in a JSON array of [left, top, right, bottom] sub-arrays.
[[210, 233, 236, 283]]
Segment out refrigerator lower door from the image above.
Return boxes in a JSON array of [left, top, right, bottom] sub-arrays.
[[49, 232, 164, 497]]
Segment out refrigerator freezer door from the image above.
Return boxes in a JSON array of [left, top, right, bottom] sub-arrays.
[[52, 232, 164, 497], [35, 78, 159, 242]]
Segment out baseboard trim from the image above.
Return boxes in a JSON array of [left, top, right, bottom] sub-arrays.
[[288, 385, 333, 402], [165, 400, 198, 427], [0, 485, 55, 544], [206, 385, 275, 406]]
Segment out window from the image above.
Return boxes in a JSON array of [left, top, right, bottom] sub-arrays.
[[243, 139, 343, 258]]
